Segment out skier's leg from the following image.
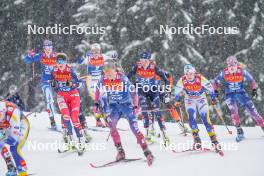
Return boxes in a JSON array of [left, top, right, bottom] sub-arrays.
[[68, 90, 82, 138], [197, 97, 215, 136], [225, 94, 245, 140], [9, 116, 30, 176], [107, 106, 124, 160], [57, 93, 73, 136], [1, 145, 17, 176], [122, 104, 154, 164], [185, 98, 201, 149], [237, 93, 264, 128], [85, 77, 103, 125], [197, 97, 221, 151], [225, 94, 240, 126], [41, 83, 55, 119]]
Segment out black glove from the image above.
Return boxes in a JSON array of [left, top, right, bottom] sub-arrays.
[[50, 80, 57, 87], [252, 89, 257, 98], [214, 90, 219, 98], [66, 80, 73, 87], [94, 102, 100, 112]]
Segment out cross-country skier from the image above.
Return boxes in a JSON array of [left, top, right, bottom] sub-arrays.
[[5, 85, 26, 111], [0, 100, 30, 176], [51, 53, 87, 151], [214, 56, 264, 142], [127, 51, 170, 146], [24, 39, 57, 129], [78, 43, 110, 127], [174, 64, 222, 153], [156, 70, 189, 134], [94, 60, 154, 165]]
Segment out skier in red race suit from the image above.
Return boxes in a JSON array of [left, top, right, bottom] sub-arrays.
[[51, 53, 86, 150]]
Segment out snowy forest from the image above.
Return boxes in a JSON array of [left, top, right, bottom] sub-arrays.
[[0, 0, 263, 126]]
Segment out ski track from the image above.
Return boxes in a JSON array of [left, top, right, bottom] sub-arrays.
[[1, 112, 263, 176]]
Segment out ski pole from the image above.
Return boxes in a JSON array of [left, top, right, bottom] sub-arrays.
[[178, 106, 187, 136], [213, 102, 232, 135]]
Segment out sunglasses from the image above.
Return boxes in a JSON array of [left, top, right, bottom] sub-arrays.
[[57, 59, 66, 65]]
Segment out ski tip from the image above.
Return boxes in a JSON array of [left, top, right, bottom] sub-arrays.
[[89, 163, 97, 168]]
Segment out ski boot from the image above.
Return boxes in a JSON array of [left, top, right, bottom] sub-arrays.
[[49, 116, 57, 130], [236, 126, 245, 142], [81, 122, 92, 143], [149, 124, 156, 137], [161, 129, 170, 146], [96, 118, 105, 128], [143, 148, 154, 166], [210, 135, 224, 156], [65, 135, 75, 151], [76, 136, 86, 156], [62, 128, 69, 144], [5, 157, 17, 176], [192, 131, 202, 150], [145, 128, 155, 144], [176, 120, 190, 135], [115, 143, 125, 161]]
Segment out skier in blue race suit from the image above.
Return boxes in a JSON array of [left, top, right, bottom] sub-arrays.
[[127, 51, 170, 145], [214, 56, 264, 142], [94, 59, 154, 166], [24, 40, 57, 129]]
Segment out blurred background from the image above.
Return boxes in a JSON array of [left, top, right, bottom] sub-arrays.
[[0, 0, 263, 126]]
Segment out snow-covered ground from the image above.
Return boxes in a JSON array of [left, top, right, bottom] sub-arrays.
[[1, 112, 264, 176]]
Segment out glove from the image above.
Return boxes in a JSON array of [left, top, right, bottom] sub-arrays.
[[66, 80, 73, 87], [175, 101, 181, 107], [211, 98, 217, 105], [28, 49, 35, 57], [252, 89, 257, 98], [93, 102, 100, 114], [133, 106, 140, 116], [164, 94, 171, 104], [214, 90, 219, 98], [50, 80, 57, 87], [0, 130, 7, 141], [85, 50, 91, 58]]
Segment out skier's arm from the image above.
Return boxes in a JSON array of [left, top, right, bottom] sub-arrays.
[[174, 79, 184, 101], [70, 69, 80, 87], [127, 65, 137, 79], [155, 67, 169, 85], [125, 76, 138, 107], [5, 109, 21, 146], [201, 75, 216, 101], [213, 71, 224, 91], [24, 53, 41, 64], [94, 78, 103, 104], [243, 69, 257, 90], [15, 94, 26, 111]]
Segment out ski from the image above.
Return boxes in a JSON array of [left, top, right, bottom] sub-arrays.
[[236, 136, 245, 142], [47, 127, 62, 133], [172, 147, 224, 157], [89, 158, 142, 168], [58, 145, 86, 156]]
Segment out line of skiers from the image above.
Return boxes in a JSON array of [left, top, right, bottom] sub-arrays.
[[0, 39, 263, 175]]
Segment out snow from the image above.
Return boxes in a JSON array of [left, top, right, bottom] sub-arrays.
[[178, 54, 190, 64], [181, 10, 192, 23], [245, 16, 256, 39], [14, 0, 24, 5], [1, 112, 264, 176]]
